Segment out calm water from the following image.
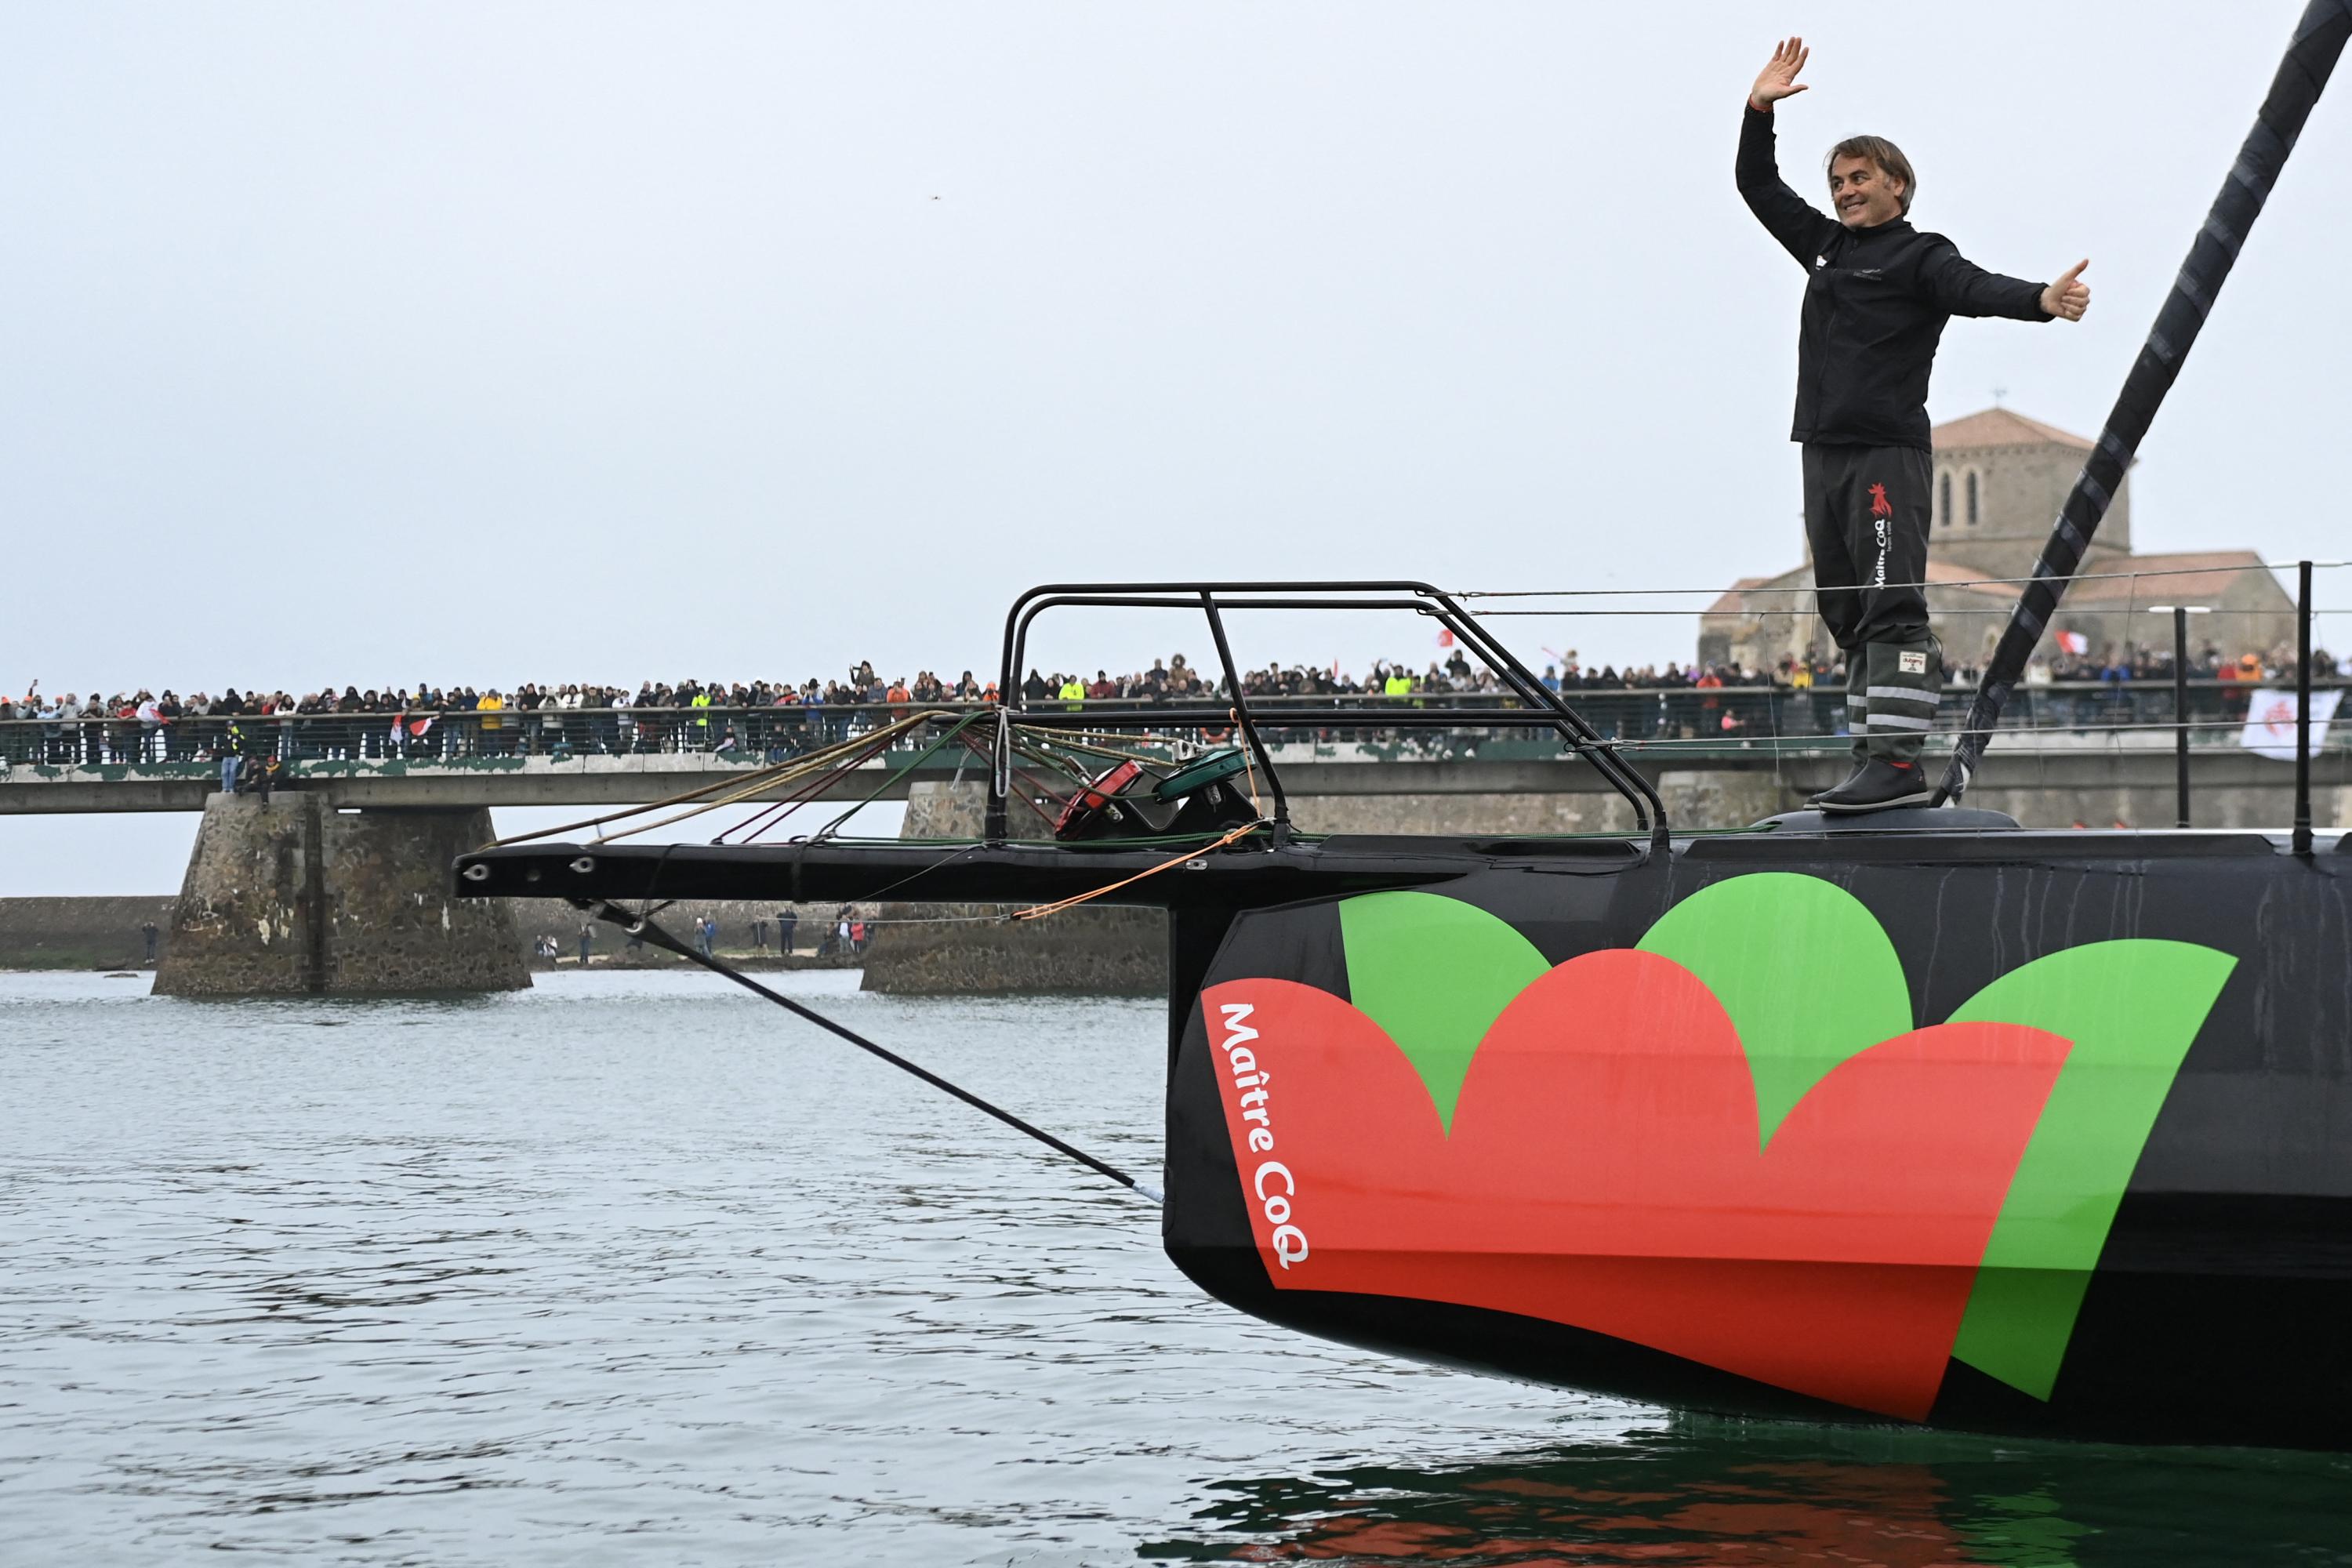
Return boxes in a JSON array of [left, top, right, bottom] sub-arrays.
[[4, 970, 2350, 1566]]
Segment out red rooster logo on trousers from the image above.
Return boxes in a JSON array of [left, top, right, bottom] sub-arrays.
[[1869, 482, 1893, 517]]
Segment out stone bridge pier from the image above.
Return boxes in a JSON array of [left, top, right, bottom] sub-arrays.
[[154, 795, 527, 996]]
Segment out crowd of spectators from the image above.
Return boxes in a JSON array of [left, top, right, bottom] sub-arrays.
[[1, 637, 2338, 772], [0, 664, 990, 768]]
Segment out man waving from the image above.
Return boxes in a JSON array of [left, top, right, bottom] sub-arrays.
[[1740, 36, 2091, 812]]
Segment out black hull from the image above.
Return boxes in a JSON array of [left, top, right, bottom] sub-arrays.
[[459, 821, 2352, 1447]]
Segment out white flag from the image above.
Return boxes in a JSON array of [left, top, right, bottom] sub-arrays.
[[2239, 687, 2342, 761]]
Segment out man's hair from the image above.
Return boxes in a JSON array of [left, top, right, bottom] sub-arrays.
[[1826, 135, 1917, 215]]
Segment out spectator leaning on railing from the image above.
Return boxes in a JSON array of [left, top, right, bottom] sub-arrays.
[[2, 641, 2342, 776]]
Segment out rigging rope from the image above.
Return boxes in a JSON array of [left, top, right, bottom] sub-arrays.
[[478, 709, 955, 850], [800, 710, 986, 843], [1230, 708, 1263, 818], [589, 905, 1162, 1203]]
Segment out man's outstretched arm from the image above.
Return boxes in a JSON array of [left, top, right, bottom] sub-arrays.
[[1923, 246, 2092, 322], [1737, 37, 1839, 266]]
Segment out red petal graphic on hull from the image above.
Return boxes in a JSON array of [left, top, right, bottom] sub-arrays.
[[1203, 953, 2069, 1420]]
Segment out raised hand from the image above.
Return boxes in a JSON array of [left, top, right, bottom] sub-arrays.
[[1751, 37, 1809, 111], [2042, 260, 2091, 321]]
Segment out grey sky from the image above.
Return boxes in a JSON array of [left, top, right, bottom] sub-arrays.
[[5, 2, 2346, 893]]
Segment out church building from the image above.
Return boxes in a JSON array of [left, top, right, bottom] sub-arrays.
[[1698, 407, 2296, 673]]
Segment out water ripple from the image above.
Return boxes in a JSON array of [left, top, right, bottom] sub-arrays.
[[4, 970, 2351, 1564]]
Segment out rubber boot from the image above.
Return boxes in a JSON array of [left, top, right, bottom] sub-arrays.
[[1809, 654, 1871, 805], [1818, 635, 1943, 815], [1845, 653, 1870, 765], [1863, 634, 1943, 765], [1817, 756, 1936, 813]]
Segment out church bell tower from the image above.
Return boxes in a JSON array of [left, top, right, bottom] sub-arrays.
[[1929, 407, 2133, 583]]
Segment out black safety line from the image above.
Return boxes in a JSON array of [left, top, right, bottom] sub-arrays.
[[1939, 0, 2352, 803], [581, 902, 1163, 1204]]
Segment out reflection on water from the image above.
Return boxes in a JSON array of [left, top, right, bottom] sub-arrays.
[[4, 970, 2350, 1565], [1159, 1420, 2352, 1564]]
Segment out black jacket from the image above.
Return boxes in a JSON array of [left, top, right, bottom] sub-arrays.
[[1738, 104, 2049, 450]]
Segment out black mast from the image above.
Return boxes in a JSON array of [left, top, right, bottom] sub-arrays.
[[1936, 0, 2352, 804]]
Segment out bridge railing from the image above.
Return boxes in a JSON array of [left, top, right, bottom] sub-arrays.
[[2, 681, 2345, 771]]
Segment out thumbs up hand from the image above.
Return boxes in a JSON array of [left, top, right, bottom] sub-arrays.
[[2042, 260, 2091, 321]]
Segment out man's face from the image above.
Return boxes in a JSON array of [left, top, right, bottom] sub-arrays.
[[1828, 154, 1905, 228]]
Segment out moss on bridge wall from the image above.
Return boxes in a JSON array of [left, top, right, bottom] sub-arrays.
[[153, 796, 528, 996]]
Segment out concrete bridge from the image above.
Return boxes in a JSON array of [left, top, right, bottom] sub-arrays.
[[9, 726, 2344, 997], [9, 679, 2343, 816], [5, 731, 2344, 817]]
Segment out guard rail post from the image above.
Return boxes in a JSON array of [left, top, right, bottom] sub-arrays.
[[2295, 561, 2314, 855], [2175, 606, 2192, 829]]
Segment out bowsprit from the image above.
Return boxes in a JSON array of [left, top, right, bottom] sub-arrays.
[[452, 0, 2352, 1452]]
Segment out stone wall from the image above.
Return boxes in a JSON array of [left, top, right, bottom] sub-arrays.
[[0, 896, 176, 971], [154, 796, 528, 996], [318, 805, 530, 992], [859, 902, 1165, 995], [1289, 771, 1804, 837], [1284, 789, 1638, 837], [859, 782, 1165, 994], [151, 795, 318, 994], [1965, 779, 2352, 833], [1299, 764, 2349, 837]]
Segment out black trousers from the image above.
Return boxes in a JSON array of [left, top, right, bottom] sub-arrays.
[[1802, 443, 1933, 648], [1802, 443, 1941, 763]]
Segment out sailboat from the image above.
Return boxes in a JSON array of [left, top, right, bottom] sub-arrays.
[[454, 1, 2352, 1449]]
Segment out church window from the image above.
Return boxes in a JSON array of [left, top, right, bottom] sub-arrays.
[[1965, 470, 1980, 526], [1938, 472, 1953, 528]]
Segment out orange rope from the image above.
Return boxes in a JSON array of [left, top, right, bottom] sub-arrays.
[[1008, 819, 1265, 923]]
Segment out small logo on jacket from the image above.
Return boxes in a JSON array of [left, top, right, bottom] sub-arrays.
[[1868, 483, 1893, 517], [1900, 652, 1928, 675]]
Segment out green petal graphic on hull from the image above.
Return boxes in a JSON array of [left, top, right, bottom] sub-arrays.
[[1947, 940, 2235, 1399], [1636, 872, 1914, 1145], [1330, 873, 2234, 1411], [1339, 890, 1548, 1131]]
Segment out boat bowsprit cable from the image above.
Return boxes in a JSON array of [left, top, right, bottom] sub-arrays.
[[1936, 0, 2352, 804], [583, 902, 1163, 1205]]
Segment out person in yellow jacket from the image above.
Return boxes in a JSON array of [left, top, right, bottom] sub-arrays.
[[476, 689, 505, 757], [1057, 674, 1086, 711], [691, 686, 713, 750]]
